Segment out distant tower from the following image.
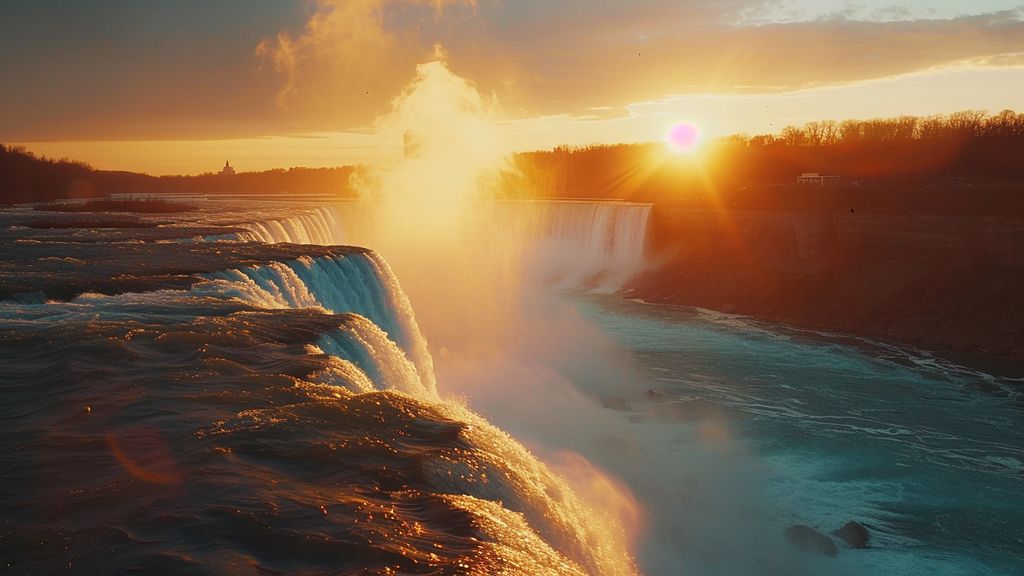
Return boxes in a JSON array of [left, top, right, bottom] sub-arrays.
[[220, 161, 236, 176]]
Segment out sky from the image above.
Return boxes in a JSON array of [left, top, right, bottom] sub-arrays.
[[2, 0, 1023, 174]]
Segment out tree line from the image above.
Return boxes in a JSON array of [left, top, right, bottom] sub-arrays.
[[4, 110, 1024, 207], [0, 145, 358, 205], [500, 110, 1024, 215], [0, 145, 95, 204], [741, 109, 1024, 147]]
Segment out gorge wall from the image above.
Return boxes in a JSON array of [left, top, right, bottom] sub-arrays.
[[632, 204, 1024, 361]]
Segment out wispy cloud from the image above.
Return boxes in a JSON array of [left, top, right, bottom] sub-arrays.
[[255, 0, 478, 119]]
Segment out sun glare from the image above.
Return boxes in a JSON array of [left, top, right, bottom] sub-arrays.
[[665, 122, 701, 154]]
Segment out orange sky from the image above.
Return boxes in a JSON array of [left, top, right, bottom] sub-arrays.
[[3, 0, 1024, 174]]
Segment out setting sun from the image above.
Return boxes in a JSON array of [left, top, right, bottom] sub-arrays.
[[665, 122, 702, 154]]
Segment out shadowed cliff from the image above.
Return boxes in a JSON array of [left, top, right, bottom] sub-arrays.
[[630, 205, 1024, 361]]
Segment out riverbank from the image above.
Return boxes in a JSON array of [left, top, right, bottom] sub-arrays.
[[629, 204, 1024, 362]]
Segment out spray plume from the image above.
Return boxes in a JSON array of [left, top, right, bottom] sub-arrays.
[[349, 51, 647, 573]]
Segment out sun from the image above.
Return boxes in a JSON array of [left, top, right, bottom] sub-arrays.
[[664, 122, 702, 154]]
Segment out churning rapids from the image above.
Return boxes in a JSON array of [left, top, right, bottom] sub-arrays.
[[1, 199, 1021, 575]]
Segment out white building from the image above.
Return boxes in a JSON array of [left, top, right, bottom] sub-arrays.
[[220, 161, 236, 176]]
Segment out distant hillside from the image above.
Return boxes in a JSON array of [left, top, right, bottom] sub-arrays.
[[0, 145, 358, 205]]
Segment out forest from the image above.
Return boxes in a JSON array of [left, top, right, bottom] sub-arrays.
[[503, 109, 1024, 216]]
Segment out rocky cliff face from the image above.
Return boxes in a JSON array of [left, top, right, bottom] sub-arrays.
[[631, 205, 1024, 361]]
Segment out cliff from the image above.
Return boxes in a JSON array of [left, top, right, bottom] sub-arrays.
[[630, 203, 1024, 361]]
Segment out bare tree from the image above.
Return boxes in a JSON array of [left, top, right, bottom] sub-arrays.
[[781, 126, 808, 146]]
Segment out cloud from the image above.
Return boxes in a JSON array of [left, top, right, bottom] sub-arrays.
[[255, 0, 478, 123], [257, 2, 1024, 127], [3, 1, 1023, 141], [470, 9, 1024, 117]]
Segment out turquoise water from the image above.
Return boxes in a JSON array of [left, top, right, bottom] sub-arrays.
[[573, 296, 1024, 575]]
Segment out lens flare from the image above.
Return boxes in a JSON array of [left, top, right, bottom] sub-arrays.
[[665, 122, 701, 153]]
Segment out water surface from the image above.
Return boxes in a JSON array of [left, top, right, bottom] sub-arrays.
[[574, 295, 1023, 575]]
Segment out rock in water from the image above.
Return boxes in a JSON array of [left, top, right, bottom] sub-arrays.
[[832, 521, 870, 549], [785, 525, 838, 557]]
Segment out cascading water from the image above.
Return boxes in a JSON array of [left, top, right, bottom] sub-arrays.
[[58, 198, 651, 296], [230, 200, 652, 292], [0, 232, 641, 574], [494, 200, 652, 291], [197, 251, 436, 396], [202, 197, 652, 358], [236, 206, 349, 245], [316, 314, 431, 399]]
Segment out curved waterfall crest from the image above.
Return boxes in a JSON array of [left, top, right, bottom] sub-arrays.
[[317, 314, 431, 399], [530, 201, 651, 289], [239, 206, 348, 245], [227, 200, 652, 290], [199, 251, 437, 397]]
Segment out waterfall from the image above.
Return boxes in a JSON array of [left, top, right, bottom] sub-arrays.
[[287, 251, 435, 394], [317, 314, 430, 399], [520, 201, 651, 290], [197, 251, 436, 396], [238, 206, 349, 245], [189, 199, 651, 355], [199, 261, 321, 309], [231, 200, 651, 290]]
